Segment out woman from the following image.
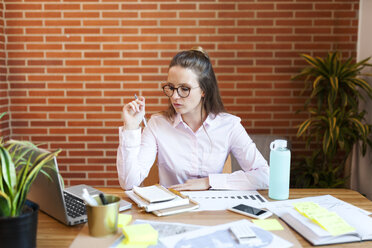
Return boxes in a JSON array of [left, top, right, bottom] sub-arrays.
[[117, 47, 269, 191]]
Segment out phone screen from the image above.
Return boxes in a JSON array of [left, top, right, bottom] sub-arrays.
[[233, 204, 266, 216]]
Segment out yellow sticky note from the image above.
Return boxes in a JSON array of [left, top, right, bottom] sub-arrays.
[[293, 202, 320, 214], [311, 212, 355, 236], [117, 214, 132, 228], [293, 202, 328, 219], [117, 242, 148, 248], [252, 219, 284, 231], [122, 224, 158, 245]]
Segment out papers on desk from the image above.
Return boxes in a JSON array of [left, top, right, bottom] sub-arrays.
[[117, 219, 292, 248], [181, 190, 267, 211], [157, 219, 292, 248], [266, 195, 372, 246]]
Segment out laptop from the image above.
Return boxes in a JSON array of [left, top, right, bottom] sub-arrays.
[[27, 149, 132, 226]]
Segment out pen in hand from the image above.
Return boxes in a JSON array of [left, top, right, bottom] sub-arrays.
[[134, 94, 147, 127]]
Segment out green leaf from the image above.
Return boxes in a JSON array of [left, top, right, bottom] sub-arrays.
[[0, 192, 11, 217], [297, 119, 312, 137], [0, 147, 17, 200], [301, 54, 320, 68]]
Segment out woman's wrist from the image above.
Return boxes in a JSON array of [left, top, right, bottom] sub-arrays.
[[123, 122, 140, 130]]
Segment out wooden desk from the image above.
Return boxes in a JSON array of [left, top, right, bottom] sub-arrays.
[[37, 188, 372, 247]]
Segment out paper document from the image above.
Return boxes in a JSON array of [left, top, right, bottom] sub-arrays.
[[110, 219, 203, 248], [181, 190, 267, 211], [158, 219, 293, 248]]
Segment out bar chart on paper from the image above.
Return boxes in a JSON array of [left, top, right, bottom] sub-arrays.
[[181, 191, 267, 211]]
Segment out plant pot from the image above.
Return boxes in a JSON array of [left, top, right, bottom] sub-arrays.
[[0, 200, 39, 248]]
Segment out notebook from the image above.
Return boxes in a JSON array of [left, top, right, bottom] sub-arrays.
[[266, 195, 372, 246], [126, 185, 195, 214], [27, 147, 132, 226]]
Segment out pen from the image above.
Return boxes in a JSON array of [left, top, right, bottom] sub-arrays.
[[99, 193, 108, 205], [134, 94, 147, 127]]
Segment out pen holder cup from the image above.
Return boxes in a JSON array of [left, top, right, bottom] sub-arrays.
[[86, 195, 120, 237]]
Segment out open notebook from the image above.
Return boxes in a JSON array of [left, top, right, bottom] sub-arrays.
[[266, 195, 372, 246]]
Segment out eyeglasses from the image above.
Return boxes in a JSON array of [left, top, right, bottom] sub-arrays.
[[162, 84, 200, 98]]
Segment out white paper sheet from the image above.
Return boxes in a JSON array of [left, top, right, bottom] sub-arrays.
[[159, 219, 293, 248], [181, 190, 267, 211], [265, 194, 371, 217]]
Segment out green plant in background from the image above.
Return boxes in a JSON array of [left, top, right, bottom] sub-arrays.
[[292, 52, 372, 188], [0, 113, 61, 217]]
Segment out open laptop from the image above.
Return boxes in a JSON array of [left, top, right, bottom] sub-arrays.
[[27, 149, 132, 226]]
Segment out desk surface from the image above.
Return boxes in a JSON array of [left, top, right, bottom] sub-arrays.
[[37, 188, 372, 248]]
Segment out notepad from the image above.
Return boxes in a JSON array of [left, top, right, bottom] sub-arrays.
[[293, 202, 355, 236], [133, 185, 176, 203], [122, 224, 158, 245], [126, 185, 195, 214], [251, 219, 284, 231], [117, 214, 132, 228]]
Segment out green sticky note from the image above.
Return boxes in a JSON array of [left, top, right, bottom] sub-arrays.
[[252, 219, 284, 231], [117, 214, 132, 228], [122, 224, 158, 245]]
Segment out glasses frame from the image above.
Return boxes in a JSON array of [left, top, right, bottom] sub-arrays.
[[162, 84, 200, 98]]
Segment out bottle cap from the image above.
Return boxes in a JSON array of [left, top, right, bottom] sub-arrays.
[[270, 139, 287, 150]]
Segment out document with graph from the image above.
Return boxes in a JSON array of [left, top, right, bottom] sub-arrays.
[[181, 190, 267, 211]]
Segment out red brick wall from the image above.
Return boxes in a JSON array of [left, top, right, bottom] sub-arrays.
[[3, 0, 359, 187], [0, 0, 10, 139]]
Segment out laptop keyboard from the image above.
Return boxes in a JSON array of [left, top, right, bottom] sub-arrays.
[[63, 192, 86, 218]]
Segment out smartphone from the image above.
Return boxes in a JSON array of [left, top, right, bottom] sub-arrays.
[[228, 204, 273, 219]]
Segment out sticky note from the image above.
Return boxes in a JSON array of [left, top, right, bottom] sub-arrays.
[[122, 224, 158, 245], [311, 212, 355, 236], [252, 219, 284, 231], [117, 214, 132, 228], [117, 242, 148, 248], [293, 202, 328, 219]]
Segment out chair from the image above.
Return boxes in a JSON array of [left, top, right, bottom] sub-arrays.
[[228, 134, 286, 173]]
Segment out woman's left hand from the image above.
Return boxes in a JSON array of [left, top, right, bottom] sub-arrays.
[[170, 178, 210, 191]]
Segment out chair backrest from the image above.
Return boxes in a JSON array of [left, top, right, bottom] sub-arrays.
[[230, 134, 286, 172]]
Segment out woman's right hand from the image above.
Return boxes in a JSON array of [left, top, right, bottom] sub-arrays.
[[122, 96, 146, 130]]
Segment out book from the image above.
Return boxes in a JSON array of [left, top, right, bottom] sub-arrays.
[[266, 195, 372, 246], [152, 188, 199, 216], [126, 185, 190, 212], [133, 185, 176, 203]]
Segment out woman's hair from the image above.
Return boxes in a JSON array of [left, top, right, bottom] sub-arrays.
[[163, 46, 226, 120]]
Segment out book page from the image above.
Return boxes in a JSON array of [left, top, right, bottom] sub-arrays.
[[338, 208, 372, 240]]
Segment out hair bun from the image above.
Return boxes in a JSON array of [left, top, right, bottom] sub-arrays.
[[190, 46, 209, 59]]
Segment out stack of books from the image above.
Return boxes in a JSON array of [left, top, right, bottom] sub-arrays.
[[126, 185, 199, 216]]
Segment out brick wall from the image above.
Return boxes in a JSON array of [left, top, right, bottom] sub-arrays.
[[2, 0, 359, 187], [0, 0, 10, 139]]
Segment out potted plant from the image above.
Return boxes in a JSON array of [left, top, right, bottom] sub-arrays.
[[0, 113, 61, 248], [292, 52, 372, 188]]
